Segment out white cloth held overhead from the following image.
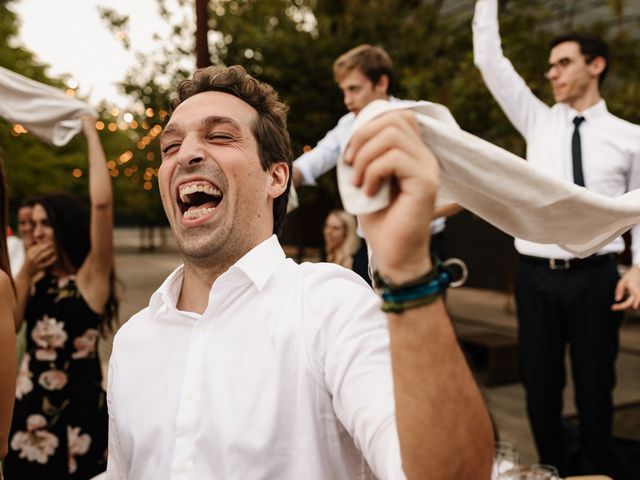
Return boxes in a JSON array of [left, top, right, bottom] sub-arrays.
[[0, 66, 96, 146], [338, 100, 640, 258], [338, 100, 458, 215]]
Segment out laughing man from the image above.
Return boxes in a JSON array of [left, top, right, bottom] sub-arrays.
[[106, 65, 493, 480]]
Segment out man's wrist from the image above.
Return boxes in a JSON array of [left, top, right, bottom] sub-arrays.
[[376, 257, 452, 314], [374, 257, 432, 286]]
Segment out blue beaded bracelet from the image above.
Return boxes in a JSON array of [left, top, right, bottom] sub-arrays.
[[376, 258, 467, 313], [374, 259, 444, 313], [381, 268, 450, 303]]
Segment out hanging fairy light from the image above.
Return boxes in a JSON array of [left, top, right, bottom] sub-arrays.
[[11, 124, 28, 137]]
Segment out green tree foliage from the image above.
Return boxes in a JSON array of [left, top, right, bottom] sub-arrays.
[[0, 0, 167, 227], [1, 0, 81, 221], [0, 0, 57, 84], [99, 0, 640, 231], [108, 0, 640, 157]]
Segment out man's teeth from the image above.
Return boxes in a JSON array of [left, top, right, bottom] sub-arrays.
[[183, 207, 214, 219], [178, 183, 222, 203]]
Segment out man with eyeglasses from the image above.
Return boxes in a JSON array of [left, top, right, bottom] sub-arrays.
[[473, 0, 640, 477]]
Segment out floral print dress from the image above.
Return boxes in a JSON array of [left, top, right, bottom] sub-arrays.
[[4, 274, 108, 479]]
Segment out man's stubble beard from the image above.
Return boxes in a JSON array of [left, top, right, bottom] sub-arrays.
[[174, 222, 236, 268]]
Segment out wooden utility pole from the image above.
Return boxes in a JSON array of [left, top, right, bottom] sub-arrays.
[[196, 0, 211, 68]]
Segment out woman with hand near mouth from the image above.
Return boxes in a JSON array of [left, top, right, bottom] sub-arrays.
[[4, 116, 117, 479]]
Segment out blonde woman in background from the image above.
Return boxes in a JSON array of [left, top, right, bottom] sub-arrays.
[[323, 209, 362, 271]]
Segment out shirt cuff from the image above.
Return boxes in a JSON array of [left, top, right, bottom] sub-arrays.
[[293, 160, 318, 186]]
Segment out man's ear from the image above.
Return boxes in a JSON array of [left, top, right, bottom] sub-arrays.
[[375, 74, 390, 94], [589, 56, 606, 79], [268, 162, 289, 199]]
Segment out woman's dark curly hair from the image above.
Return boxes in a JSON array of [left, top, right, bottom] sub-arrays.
[[35, 192, 118, 332]]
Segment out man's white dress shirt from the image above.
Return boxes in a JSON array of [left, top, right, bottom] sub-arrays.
[[294, 97, 446, 235], [107, 235, 404, 480], [473, 0, 640, 263]]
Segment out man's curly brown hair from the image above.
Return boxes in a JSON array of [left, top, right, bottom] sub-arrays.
[[172, 65, 292, 235]]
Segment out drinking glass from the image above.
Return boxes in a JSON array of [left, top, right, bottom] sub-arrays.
[[492, 441, 519, 480], [518, 463, 560, 480]]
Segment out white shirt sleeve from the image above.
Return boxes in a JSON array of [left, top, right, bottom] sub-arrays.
[[472, 0, 549, 140], [629, 150, 640, 266], [7, 236, 25, 277], [293, 121, 345, 185], [106, 343, 129, 480], [306, 269, 405, 479]]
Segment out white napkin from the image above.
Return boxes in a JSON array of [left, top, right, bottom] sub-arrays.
[[0, 66, 96, 146], [338, 100, 640, 258]]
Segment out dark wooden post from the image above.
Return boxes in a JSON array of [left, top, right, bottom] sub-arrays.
[[196, 0, 211, 68]]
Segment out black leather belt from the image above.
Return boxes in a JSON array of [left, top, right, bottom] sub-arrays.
[[519, 253, 617, 270]]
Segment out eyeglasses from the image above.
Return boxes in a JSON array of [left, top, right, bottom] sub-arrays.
[[544, 57, 575, 78]]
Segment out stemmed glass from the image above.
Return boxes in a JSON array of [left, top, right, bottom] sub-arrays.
[[519, 464, 560, 479], [492, 441, 519, 480]]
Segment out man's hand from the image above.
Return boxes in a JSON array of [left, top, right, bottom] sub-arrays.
[[346, 110, 494, 478], [292, 166, 303, 189], [434, 202, 463, 219], [612, 266, 640, 311], [344, 110, 438, 283]]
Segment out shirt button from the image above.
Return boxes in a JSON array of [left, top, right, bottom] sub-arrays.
[[200, 325, 209, 334]]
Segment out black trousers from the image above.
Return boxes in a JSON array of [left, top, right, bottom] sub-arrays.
[[515, 256, 622, 476]]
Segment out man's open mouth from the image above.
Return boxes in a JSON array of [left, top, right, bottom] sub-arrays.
[[177, 181, 223, 219]]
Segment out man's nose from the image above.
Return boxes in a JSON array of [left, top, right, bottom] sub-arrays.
[[176, 135, 205, 168]]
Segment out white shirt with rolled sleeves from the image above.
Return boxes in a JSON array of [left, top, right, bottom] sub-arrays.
[[473, 0, 640, 264], [294, 97, 446, 236], [106, 235, 404, 480]]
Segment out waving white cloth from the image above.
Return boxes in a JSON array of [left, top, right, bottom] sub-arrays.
[[0, 66, 96, 146], [338, 100, 640, 258]]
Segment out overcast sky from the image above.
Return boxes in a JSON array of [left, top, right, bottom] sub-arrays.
[[12, 0, 174, 107]]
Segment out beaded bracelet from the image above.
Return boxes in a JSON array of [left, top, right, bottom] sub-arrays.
[[375, 258, 467, 313]]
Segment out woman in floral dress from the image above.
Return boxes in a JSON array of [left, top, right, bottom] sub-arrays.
[[4, 116, 116, 479]]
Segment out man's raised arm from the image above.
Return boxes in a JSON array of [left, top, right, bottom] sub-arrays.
[[292, 121, 345, 188], [347, 111, 494, 478], [473, 0, 548, 139]]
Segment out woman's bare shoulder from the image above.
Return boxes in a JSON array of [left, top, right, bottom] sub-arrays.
[[0, 269, 14, 299]]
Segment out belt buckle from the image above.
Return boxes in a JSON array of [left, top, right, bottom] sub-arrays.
[[549, 258, 570, 270]]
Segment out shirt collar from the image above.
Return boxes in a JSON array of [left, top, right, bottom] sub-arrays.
[[149, 264, 185, 315], [148, 235, 286, 315], [228, 234, 286, 291], [565, 98, 608, 123]]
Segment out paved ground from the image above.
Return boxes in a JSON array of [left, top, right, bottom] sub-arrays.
[[104, 228, 640, 469]]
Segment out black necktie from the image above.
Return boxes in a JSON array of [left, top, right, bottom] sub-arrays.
[[572, 116, 586, 187]]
